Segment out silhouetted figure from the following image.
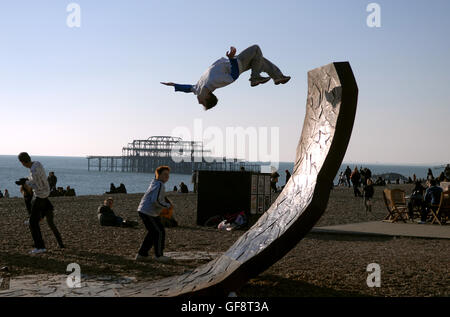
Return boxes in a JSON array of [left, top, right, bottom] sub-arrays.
[[427, 168, 434, 181], [65, 186, 76, 197], [374, 177, 386, 186], [445, 164, 450, 180], [270, 171, 280, 192], [350, 167, 362, 197], [108, 183, 116, 194], [0, 190, 3, 199], [344, 166, 352, 188], [180, 182, 189, 193], [408, 181, 426, 220], [363, 178, 374, 213], [3, 189, 9, 199], [285, 170, 291, 185], [420, 179, 443, 224], [173, 186, 178, 192], [57, 187, 66, 196], [117, 183, 127, 194], [47, 172, 57, 192], [191, 170, 198, 193]]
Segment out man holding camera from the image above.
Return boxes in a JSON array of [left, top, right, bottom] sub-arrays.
[[17, 152, 64, 254]]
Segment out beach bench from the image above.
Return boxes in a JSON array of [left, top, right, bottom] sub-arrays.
[[382, 189, 408, 223], [430, 190, 449, 225]]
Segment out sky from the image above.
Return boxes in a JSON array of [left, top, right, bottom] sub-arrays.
[[0, 0, 449, 165]]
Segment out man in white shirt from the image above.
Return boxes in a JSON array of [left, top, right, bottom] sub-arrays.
[[18, 152, 63, 254], [161, 45, 291, 110]]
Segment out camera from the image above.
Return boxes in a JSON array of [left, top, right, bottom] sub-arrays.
[[15, 178, 28, 186]]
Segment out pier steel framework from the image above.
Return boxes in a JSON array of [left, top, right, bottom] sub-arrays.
[[87, 136, 261, 174]]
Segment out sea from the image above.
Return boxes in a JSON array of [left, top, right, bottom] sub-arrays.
[[0, 155, 445, 198]]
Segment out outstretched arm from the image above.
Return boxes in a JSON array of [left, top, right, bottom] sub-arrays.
[[226, 46, 239, 80], [161, 82, 193, 93]]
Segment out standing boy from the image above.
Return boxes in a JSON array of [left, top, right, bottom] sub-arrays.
[[136, 166, 173, 263]]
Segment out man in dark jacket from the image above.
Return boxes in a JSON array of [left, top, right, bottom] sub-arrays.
[[98, 197, 137, 227], [420, 179, 443, 224], [344, 166, 352, 188]]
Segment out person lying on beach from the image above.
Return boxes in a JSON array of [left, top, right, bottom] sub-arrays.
[[97, 197, 138, 228], [161, 45, 291, 110]]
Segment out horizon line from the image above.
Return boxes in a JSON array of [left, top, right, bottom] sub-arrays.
[[0, 154, 446, 168]]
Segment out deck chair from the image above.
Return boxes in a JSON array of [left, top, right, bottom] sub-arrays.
[[382, 189, 408, 223], [382, 189, 396, 222], [431, 190, 450, 225]]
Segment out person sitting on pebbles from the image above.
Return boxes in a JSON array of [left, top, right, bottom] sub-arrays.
[[161, 44, 291, 110], [97, 197, 138, 228]]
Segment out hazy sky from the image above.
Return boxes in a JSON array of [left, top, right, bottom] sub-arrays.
[[0, 0, 449, 165]]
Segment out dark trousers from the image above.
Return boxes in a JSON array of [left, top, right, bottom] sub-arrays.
[[408, 199, 424, 219], [26, 196, 64, 249], [44, 209, 64, 248], [138, 213, 165, 258], [353, 184, 362, 197], [421, 204, 438, 222], [29, 197, 47, 249]]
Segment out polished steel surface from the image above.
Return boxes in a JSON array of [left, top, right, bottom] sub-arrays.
[[124, 62, 359, 297]]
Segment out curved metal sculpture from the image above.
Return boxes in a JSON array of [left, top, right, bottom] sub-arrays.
[[127, 62, 358, 297]]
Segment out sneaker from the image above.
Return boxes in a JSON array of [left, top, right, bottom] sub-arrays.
[[274, 75, 291, 85], [135, 254, 151, 262], [418, 221, 426, 224], [155, 255, 172, 264], [250, 76, 271, 87], [24, 220, 29, 225], [29, 248, 46, 254]]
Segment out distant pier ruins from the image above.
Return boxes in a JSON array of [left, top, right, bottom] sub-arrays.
[[87, 136, 261, 174]]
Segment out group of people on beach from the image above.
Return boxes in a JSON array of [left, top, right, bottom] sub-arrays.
[[337, 166, 375, 213], [16, 152, 176, 263], [336, 164, 449, 222], [0, 189, 10, 199]]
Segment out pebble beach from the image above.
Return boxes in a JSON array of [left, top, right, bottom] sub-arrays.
[[0, 184, 448, 297]]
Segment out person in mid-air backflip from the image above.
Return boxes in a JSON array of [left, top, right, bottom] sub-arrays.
[[161, 45, 291, 110]]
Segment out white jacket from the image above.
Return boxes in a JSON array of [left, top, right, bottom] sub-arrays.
[[192, 57, 241, 96]]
